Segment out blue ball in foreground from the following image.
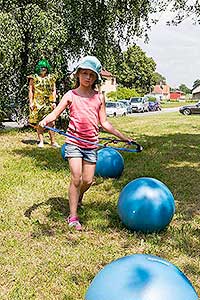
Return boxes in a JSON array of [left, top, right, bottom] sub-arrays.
[[85, 254, 198, 300], [95, 148, 124, 178], [117, 177, 175, 233], [61, 143, 66, 160]]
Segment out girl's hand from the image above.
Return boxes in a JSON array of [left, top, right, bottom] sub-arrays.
[[125, 139, 135, 147], [30, 103, 35, 110], [39, 119, 47, 128], [51, 103, 56, 110]]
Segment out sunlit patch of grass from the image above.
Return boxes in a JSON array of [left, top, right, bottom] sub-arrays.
[[0, 113, 200, 299]]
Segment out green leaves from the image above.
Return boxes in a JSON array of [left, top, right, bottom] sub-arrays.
[[116, 45, 156, 94], [107, 87, 139, 100], [1, 0, 199, 116], [179, 84, 191, 94]]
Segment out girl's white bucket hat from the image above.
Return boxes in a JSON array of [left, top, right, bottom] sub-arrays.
[[74, 56, 102, 82]]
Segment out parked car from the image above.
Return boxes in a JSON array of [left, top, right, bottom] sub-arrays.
[[179, 102, 200, 115], [129, 97, 149, 113], [118, 99, 132, 114], [106, 101, 127, 117]]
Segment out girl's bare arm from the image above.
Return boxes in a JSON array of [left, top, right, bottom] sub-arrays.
[[99, 94, 133, 142], [39, 93, 71, 126]]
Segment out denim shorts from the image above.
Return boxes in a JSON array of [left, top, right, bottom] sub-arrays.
[[64, 143, 97, 163]]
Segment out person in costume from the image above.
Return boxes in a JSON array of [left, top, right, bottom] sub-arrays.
[[28, 59, 59, 147]]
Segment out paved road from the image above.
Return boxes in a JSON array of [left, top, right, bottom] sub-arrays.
[[131, 107, 179, 117], [1, 121, 24, 129]]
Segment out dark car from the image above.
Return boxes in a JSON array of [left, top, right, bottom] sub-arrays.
[[179, 102, 200, 115]]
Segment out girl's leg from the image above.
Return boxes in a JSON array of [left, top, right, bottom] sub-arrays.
[[48, 121, 57, 146], [79, 160, 96, 205], [37, 126, 44, 147], [68, 157, 83, 217]]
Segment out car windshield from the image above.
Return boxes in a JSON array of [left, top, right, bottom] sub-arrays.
[[106, 102, 116, 108], [119, 101, 128, 106], [130, 98, 142, 103]]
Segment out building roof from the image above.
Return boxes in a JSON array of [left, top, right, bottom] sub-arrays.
[[170, 90, 185, 95], [152, 84, 170, 95], [192, 85, 200, 94]]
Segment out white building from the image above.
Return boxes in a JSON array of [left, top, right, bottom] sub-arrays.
[[192, 85, 200, 100], [100, 70, 117, 95]]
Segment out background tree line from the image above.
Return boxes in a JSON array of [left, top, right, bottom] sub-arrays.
[[0, 0, 199, 120]]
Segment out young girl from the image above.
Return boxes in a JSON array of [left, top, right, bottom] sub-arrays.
[[39, 56, 133, 230]]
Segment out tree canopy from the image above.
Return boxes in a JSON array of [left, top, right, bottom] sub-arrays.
[[0, 0, 200, 116], [107, 87, 139, 100], [116, 45, 157, 94], [179, 84, 191, 94], [152, 72, 166, 85]]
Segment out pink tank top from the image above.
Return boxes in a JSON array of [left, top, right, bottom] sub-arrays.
[[66, 89, 102, 149]]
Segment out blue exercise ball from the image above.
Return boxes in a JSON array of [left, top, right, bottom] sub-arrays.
[[95, 148, 124, 178], [117, 177, 175, 233], [61, 143, 66, 160], [85, 254, 198, 300]]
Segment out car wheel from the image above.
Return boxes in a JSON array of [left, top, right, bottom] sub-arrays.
[[113, 112, 116, 117], [183, 108, 191, 115], [123, 112, 126, 116]]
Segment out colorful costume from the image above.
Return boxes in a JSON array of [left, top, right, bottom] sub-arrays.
[[28, 73, 56, 124], [28, 59, 56, 124]]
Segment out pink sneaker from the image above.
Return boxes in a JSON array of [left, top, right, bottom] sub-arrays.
[[67, 216, 82, 231]]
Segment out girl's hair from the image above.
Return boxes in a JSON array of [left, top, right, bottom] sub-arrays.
[[74, 69, 98, 90], [35, 59, 51, 75]]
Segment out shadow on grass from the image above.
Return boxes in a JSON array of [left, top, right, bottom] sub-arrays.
[[21, 139, 38, 145], [24, 197, 69, 219], [24, 197, 69, 237], [14, 146, 69, 172], [21, 139, 50, 145], [22, 132, 199, 239], [0, 125, 33, 135], [82, 198, 200, 259]]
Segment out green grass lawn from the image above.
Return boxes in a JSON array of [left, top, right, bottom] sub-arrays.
[[0, 112, 200, 299], [161, 101, 195, 108]]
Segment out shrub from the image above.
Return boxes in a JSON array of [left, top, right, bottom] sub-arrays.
[[106, 87, 140, 101], [147, 96, 157, 102]]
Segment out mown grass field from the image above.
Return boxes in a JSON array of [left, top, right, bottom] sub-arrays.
[[161, 100, 195, 108], [0, 111, 200, 299]]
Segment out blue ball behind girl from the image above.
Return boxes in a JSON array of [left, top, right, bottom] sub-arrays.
[[61, 143, 66, 160], [95, 148, 124, 178]]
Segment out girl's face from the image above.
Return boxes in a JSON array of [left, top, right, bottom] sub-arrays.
[[78, 69, 97, 87], [40, 67, 47, 77]]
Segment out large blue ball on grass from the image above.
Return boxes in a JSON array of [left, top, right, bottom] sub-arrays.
[[117, 177, 175, 233], [85, 254, 198, 300], [61, 143, 66, 160], [95, 148, 124, 178]]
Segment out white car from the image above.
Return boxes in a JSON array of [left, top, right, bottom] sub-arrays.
[[129, 97, 149, 113], [106, 101, 127, 117]]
